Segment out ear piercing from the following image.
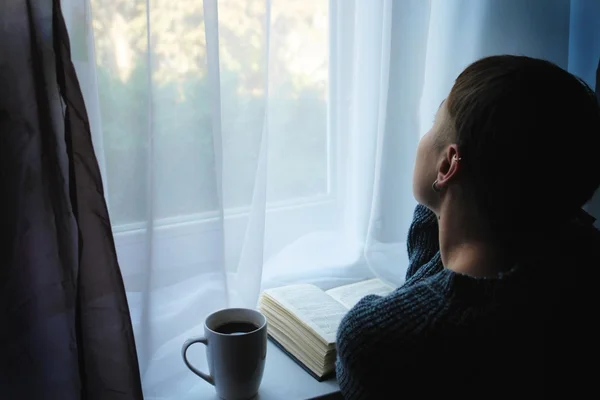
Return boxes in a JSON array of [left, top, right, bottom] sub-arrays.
[[433, 156, 461, 193]]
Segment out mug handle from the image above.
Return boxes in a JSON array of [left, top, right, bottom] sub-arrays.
[[181, 337, 214, 385]]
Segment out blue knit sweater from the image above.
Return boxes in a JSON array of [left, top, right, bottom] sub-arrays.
[[336, 204, 599, 399]]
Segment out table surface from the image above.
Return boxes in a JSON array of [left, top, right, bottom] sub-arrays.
[[182, 341, 341, 399]]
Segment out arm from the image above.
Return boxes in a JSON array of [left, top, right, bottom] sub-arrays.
[[406, 204, 440, 279], [335, 280, 443, 399]]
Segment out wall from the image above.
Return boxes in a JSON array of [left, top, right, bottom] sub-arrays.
[[568, 0, 600, 226]]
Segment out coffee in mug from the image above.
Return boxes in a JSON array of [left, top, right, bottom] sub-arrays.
[[214, 321, 259, 335], [182, 308, 267, 400]]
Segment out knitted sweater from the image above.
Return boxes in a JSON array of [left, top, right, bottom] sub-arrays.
[[336, 204, 600, 399]]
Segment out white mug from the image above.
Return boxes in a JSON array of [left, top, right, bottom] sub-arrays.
[[182, 308, 268, 400]]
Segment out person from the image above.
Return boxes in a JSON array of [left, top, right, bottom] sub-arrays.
[[335, 55, 600, 399]]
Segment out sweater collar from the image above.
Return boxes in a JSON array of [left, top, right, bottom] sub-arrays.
[[429, 264, 526, 304]]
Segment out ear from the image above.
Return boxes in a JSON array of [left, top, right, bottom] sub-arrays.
[[435, 144, 461, 190]]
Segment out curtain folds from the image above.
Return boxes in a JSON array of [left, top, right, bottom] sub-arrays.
[[0, 0, 142, 398]]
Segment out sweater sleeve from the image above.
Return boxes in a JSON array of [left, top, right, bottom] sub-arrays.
[[405, 204, 439, 279], [335, 277, 445, 399]]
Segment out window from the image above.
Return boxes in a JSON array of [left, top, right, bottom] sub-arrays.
[[67, 0, 336, 275], [86, 0, 330, 225]]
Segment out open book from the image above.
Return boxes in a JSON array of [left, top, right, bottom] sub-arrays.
[[258, 278, 394, 381]]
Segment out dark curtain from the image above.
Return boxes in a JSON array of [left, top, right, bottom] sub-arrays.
[[0, 1, 143, 399]]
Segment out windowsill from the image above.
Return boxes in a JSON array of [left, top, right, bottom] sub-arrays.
[[181, 341, 341, 400], [113, 198, 339, 279]]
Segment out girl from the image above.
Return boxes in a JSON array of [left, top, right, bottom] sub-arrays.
[[336, 55, 600, 399]]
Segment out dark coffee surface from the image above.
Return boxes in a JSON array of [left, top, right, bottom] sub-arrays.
[[215, 321, 258, 335]]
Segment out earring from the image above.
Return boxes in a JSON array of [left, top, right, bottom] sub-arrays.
[[432, 179, 441, 193]]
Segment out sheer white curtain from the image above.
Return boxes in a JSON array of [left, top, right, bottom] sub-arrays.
[[61, 0, 595, 397]]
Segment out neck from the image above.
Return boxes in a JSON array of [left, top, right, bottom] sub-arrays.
[[438, 202, 508, 278]]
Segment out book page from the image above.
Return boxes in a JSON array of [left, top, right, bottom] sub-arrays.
[[325, 278, 395, 309], [263, 284, 348, 344]]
